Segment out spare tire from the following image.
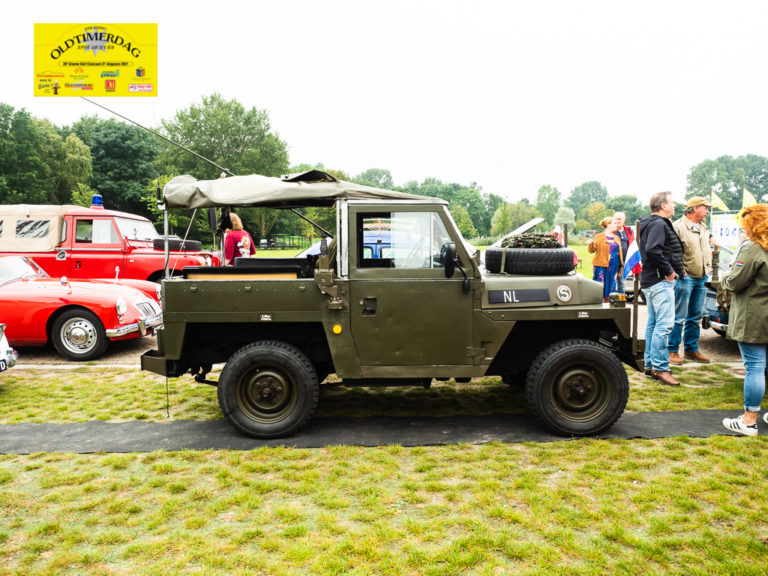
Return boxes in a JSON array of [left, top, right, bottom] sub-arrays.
[[484, 246, 504, 273], [153, 237, 203, 252], [485, 246, 575, 276]]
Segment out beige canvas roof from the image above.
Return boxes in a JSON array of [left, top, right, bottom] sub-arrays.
[[0, 205, 77, 252], [162, 170, 441, 209]]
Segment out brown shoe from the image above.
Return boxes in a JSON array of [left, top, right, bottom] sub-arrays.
[[684, 350, 710, 363], [653, 371, 680, 386], [644, 369, 658, 380], [669, 352, 683, 365]]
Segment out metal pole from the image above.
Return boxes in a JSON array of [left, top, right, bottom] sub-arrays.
[[632, 219, 640, 356], [164, 209, 170, 279]]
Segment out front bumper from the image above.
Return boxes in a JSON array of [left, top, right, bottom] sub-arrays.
[[106, 313, 163, 338]]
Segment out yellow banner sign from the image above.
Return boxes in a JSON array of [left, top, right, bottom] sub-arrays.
[[34, 23, 157, 97]]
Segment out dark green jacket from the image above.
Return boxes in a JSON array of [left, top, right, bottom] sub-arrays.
[[722, 240, 768, 343]]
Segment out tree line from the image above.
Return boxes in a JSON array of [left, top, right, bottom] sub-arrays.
[[2, 94, 767, 243]]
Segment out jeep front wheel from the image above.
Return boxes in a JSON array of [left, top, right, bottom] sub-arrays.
[[218, 341, 319, 438], [525, 339, 628, 436]]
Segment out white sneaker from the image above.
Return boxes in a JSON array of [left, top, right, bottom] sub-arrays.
[[722, 415, 758, 437]]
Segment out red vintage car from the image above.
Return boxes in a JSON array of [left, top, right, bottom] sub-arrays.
[[0, 256, 162, 360], [0, 200, 220, 282]]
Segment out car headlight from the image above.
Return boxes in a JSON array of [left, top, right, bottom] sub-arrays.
[[155, 284, 162, 304], [116, 297, 127, 316]]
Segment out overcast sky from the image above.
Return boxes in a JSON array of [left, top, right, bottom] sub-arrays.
[[5, 1, 768, 203]]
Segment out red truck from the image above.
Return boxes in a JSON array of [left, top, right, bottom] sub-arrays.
[[0, 197, 220, 281]]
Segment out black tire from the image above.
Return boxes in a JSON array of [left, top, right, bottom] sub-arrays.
[[525, 338, 628, 436], [153, 237, 203, 252], [485, 246, 575, 275], [484, 247, 503, 273], [51, 308, 109, 361], [218, 341, 319, 438]]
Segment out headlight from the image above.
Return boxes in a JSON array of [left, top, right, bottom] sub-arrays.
[[205, 256, 212, 266], [155, 284, 162, 303], [116, 297, 127, 316]]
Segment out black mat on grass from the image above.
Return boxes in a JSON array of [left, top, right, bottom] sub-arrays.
[[0, 410, 745, 454]]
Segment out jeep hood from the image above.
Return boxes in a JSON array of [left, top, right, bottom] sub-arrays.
[[162, 170, 437, 209]]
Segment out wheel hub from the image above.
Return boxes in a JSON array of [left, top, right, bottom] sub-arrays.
[[69, 326, 89, 346], [555, 368, 601, 411], [568, 377, 593, 400], [239, 369, 294, 416], [257, 376, 284, 402], [62, 319, 97, 351]]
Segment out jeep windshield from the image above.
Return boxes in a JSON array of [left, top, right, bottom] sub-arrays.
[[114, 217, 160, 241]]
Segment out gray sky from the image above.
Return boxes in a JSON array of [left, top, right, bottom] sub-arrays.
[[5, 1, 768, 203]]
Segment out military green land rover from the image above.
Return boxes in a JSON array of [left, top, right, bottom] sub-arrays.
[[142, 170, 644, 438]]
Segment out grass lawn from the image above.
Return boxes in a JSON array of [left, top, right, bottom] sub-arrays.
[[2, 366, 768, 574], [569, 243, 592, 277], [252, 247, 309, 258]]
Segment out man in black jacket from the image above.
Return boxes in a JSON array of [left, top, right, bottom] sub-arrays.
[[637, 191, 685, 386]]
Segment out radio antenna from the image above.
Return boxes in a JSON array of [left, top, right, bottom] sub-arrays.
[[80, 97, 332, 238], [80, 97, 234, 176]]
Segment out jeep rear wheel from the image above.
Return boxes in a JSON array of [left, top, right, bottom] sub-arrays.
[[525, 339, 628, 436], [218, 341, 319, 438]]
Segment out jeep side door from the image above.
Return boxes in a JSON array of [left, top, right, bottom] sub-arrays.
[[347, 205, 476, 376]]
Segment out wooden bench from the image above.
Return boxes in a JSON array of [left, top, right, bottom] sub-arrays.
[[183, 256, 318, 280]]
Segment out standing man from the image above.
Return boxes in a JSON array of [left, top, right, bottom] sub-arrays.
[[637, 191, 685, 386], [668, 197, 712, 365], [613, 212, 634, 294]]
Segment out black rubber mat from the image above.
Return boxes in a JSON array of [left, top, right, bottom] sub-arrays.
[[0, 410, 749, 454]]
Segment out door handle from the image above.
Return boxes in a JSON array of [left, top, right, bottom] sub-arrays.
[[362, 297, 377, 316]]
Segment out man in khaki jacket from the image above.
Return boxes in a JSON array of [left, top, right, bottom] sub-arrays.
[[668, 196, 712, 364]]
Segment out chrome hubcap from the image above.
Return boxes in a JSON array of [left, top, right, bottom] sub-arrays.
[[61, 318, 98, 353]]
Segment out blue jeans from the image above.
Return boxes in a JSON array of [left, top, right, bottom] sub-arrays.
[[615, 271, 626, 294], [668, 275, 707, 353], [737, 342, 767, 412], [642, 280, 675, 372]]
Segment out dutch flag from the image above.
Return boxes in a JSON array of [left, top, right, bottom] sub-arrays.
[[622, 240, 641, 280]]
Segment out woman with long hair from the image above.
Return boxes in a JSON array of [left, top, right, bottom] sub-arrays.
[[224, 213, 256, 266], [588, 216, 624, 302], [721, 204, 768, 436]]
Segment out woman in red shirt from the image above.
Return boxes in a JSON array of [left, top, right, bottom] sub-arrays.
[[224, 213, 256, 265]]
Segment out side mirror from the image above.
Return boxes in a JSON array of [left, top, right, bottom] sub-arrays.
[[443, 243, 457, 278]]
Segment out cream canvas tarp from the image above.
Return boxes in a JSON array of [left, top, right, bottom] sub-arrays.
[[162, 171, 440, 209], [0, 205, 76, 252]]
